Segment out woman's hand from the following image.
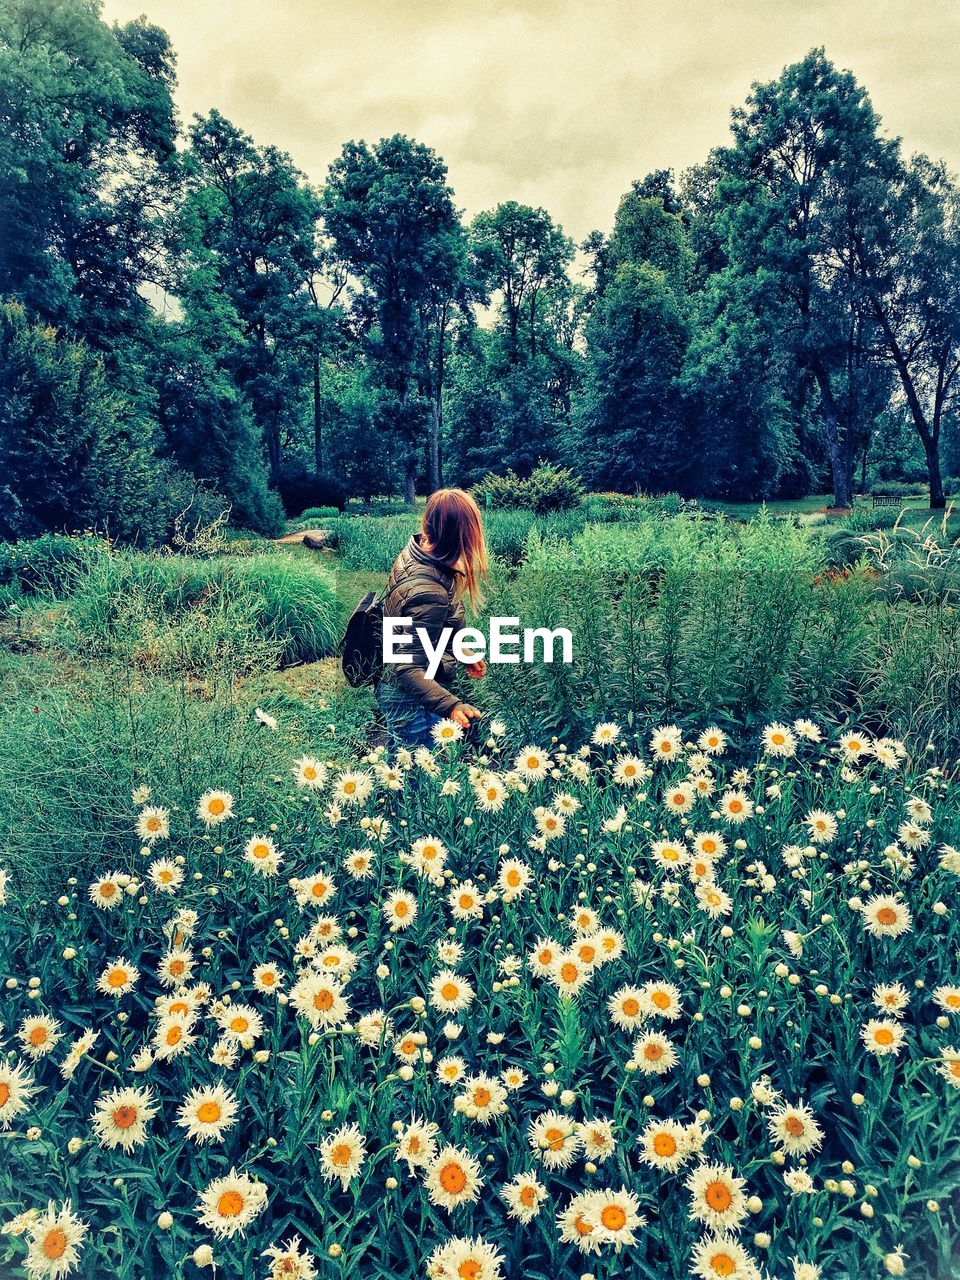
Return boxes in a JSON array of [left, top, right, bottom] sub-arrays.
[[464, 659, 486, 679], [450, 702, 482, 729]]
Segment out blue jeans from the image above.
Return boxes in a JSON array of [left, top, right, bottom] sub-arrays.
[[376, 682, 444, 753]]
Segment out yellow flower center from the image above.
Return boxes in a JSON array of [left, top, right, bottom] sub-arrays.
[[600, 1204, 627, 1231], [705, 1181, 733, 1211], [42, 1229, 68, 1260], [217, 1190, 244, 1217], [653, 1132, 677, 1157], [440, 1162, 467, 1193], [112, 1105, 138, 1130]]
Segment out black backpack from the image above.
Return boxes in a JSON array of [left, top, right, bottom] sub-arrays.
[[340, 591, 384, 688]]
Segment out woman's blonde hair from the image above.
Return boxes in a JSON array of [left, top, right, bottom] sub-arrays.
[[422, 488, 488, 610]]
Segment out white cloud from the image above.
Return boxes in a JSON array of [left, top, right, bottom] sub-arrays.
[[102, 0, 960, 240]]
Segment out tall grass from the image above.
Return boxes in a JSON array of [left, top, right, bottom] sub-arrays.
[[53, 549, 340, 670], [480, 513, 932, 745], [326, 509, 589, 573], [0, 650, 277, 892]]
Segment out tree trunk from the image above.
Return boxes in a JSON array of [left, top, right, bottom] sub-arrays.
[[313, 351, 323, 475], [265, 420, 282, 483], [925, 438, 946, 509], [404, 457, 417, 507], [426, 400, 441, 494], [812, 364, 853, 508]]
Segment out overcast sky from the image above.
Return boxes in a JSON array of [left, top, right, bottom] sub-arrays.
[[101, 0, 960, 243]]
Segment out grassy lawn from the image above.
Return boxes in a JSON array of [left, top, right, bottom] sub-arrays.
[[702, 491, 957, 520]]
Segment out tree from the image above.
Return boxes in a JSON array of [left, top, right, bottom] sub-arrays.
[[322, 135, 470, 503], [149, 318, 285, 536], [854, 156, 960, 508], [462, 203, 580, 479], [606, 187, 693, 290], [720, 49, 901, 507], [0, 0, 177, 336], [175, 111, 325, 482], [681, 270, 799, 499], [0, 302, 175, 543], [573, 261, 690, 492], [470, 202, 574, 360], [572, 192, 693, 492]]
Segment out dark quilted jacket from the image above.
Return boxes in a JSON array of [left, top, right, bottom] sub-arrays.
[[382, 535, 465, 716]]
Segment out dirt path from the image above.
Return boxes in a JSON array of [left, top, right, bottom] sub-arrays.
[[275, 528, 329, 546]]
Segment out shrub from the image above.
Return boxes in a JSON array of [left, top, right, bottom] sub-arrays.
[[473, 469, 529, 510], [845, 505, 902, 533], [474, 462, 584, 514], [226, 554, 342, 666], [296, 506, 340, 523], [343, 497, 414, 516], [524, 462, 584, 513], [273, 460, 347, 517], [582, 492, 648, 523], [325, 514, 420, 574], [870, 480, 927, 498], [0, 533, 107, 595], [484, 510, 537, 563], [0, 303, 176, 545]]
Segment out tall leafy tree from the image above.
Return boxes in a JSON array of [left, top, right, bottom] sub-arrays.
[[681, 271, 800, 499], [0, 301, 172, 542], [854, 155, 960, 507], [720, 49, 900, 507], [460, 203, 579, 478], [470, 202, 574, 360], [175, 111, 325, 482], [574, 259, 690, 492], [573, 193, 692, 491], [0, 0, 177, 337], [322, 134, 470, 502]]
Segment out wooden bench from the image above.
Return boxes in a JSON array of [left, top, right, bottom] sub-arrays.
[[872, 495, 902, 508]]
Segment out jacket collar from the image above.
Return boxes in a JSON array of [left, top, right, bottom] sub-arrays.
[[408, 533, 463, 577]]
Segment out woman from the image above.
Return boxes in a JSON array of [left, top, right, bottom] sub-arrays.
[[378, 488, 487, 750]]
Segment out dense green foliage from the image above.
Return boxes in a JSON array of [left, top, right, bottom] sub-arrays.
[[2, 4, 958, 531], [474, 464, 585, 514]]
